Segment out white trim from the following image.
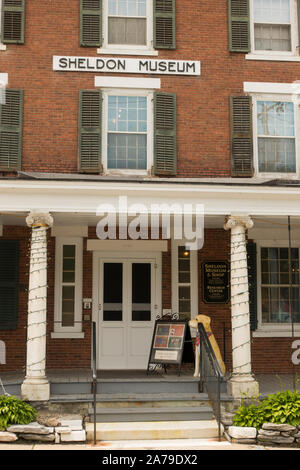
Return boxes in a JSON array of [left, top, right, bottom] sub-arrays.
[[246, 54, 300, 61], [99, 0, 155, 56], [244, 82, 300, 95], [171, 239, 198, 332], [51, 225, 88, 237], [87, 239, 168, 252], [249, 0, 299, 58], [0, 73, 8, 86], [254, 239, 300, 336], [95, 76, 161, 89], [101, 88, 154, 174], [51, 332, 85, 339], [52, 237, 84, 337]]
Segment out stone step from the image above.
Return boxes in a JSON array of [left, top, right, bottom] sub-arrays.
[[86, 420, 222, 441], [50, 392, 210, 403], [88, 406, 214, 423]]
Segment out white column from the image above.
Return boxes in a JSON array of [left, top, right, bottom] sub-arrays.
[[224, 214, 259, 399], [21, 211, 53, 401]]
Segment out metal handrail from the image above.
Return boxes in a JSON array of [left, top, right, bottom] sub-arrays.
[[92, 321, 97, 445], [198, 323, 223, 441]]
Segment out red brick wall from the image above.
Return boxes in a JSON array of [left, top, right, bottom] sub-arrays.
[[1, 0, 299, 178]]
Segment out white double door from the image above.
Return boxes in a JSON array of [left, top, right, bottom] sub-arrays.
[[97, 253, 160, 370]]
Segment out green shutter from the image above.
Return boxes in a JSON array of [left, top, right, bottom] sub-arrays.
[[0, 89, 23, 171], [154, 92, 177, 176], [78, 90, 102, 172], [247, 241, 258, 332], [0, 240, 19, 330], [80, 0, 102, 47], [228, 0, 250, 52], [1, 0, 25, 44], [153, 0, 176, 49], [230, 95, 253, 177]]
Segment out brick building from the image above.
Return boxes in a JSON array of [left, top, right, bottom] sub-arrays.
[[0, 0, 300, 402]]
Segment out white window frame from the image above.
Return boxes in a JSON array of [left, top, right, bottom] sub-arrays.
[[0, 1, 7, 51], [52, 237, 84, 338], [101, 87, 154, 175], [97, 0, 158, 56], [246, 0, 299, 61], [254, 239, 300, 337], [171, 239, 198, 332], [251, 92, 299, 179]]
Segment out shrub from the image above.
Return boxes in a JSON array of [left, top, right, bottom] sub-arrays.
[[0, 395, 37, 431], [233, 390, 300, 430]]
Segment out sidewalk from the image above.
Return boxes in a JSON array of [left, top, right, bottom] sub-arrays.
[[0, 439, 294, 451]]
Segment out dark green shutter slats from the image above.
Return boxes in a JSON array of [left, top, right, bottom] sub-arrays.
[[247, 241, 258, 331], [154, 92, 177, 176], [1, 0, 25, 44], [80, 0, 102, 47], [153, 0, 176, 49], [0, 240, 19, 330], [79, 90, 102, 172], [0, 89, 23, 171], [228, 0, 250, 52], [230, 95, 253, 177]]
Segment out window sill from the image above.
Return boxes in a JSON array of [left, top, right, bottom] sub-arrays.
[[253, 329, 300, 337], [51, 332, 85, 339], [97, 47, 158, 56], [246, 53, 300, 62]]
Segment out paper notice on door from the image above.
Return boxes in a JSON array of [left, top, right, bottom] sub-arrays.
[[154, 350, 178, 361]]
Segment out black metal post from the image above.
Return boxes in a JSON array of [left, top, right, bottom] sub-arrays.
[[92, 321, 97, 445]]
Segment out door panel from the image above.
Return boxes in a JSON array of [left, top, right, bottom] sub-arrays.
[[98, 257, 158, 370]]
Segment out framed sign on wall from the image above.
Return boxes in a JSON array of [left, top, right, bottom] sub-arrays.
[[202, 261, 229, 304]]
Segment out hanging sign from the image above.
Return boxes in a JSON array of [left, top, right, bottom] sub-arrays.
[[53, 56, 201, 76], [147, 320, 188, 374], [202, 261, 229, 304]]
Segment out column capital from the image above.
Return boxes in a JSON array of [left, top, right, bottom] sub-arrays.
[[224, 214, 253, 231], [26, 211, 53, 229]]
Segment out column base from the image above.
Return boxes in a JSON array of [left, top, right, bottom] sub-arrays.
[[227, 374, 259, 399], [21, 376, 50, 402]]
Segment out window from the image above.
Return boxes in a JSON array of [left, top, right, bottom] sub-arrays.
[[108, 0, 147, 46], [256, 100, 296, 173], [253, 0, 292, 52], [80, 0, 176, 53], [107, 94, 148, 170], [228, 0, 300, 59], [171, 240, 198, 323], [53, 238, 83, 338], [260, 246, 300, 325], [0, 0, 25, 45], [78, 87, 177, 176]]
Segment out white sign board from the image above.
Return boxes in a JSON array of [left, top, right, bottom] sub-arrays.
[[53, 56, 201, 76]]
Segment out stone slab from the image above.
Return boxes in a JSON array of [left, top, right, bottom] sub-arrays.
[[262, 423, 296, 433], [257, 435, 295, 444], [228, 426, 257, 439], [7, 422, 53, 435], [0, 432, 18, 442], [58, 419, 82, 431], [60, 430, 86, 442], [55, 426, 72, 434], [19, 433, 55, 442], [258, 429, 280, 437]]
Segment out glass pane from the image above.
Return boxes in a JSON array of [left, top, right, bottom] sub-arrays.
[[257, 102, 294, 137], [254, 24, 291, 51], [103, 263, 123, 321], [132, 263, 151, 321], [108, 17, 146, 45], [108, 133, 147, 169], [62, 245, 76, 283], [253, 0, 290, 23], [108, 0, 146, 17], [62, 285, 75, 327], [258, 137, 296, 173]]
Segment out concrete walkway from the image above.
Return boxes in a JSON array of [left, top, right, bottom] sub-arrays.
[[0, 439, 297, 451]]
